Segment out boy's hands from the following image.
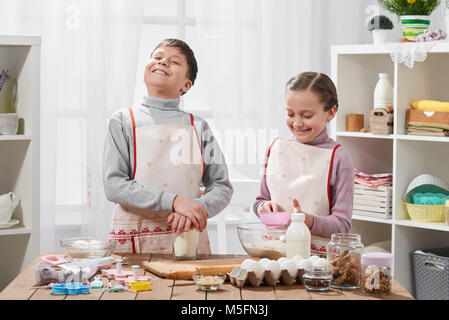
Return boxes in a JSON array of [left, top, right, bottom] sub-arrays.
[[170, 196, 208, 232], [167, 212, 195, 234], [259, 201, 281, 213]]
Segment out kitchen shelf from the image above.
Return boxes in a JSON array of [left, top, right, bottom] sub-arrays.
[[395, 134, 449, 143], [0, 135, 32, 141], [336, 131, 393, 139], [352, 214, 392, 224], [395, 219, 449, 232], [0, 34, 40, 292], [331, 43, 449, 299], [0, 226, 32, 236]]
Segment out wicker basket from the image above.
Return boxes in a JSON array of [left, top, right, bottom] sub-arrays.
[[404, 202, 446, 222]]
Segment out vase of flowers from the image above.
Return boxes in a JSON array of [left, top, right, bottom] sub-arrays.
[[378, 0, 441, 41], [367, 15, 394, 44]]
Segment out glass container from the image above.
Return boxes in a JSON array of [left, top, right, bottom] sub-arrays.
[[327, 233, 364, 289], [303, 267, 332, 291], [361, 252, 393, 296]]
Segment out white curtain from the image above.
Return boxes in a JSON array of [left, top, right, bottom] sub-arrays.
[[0, 0, 144, 252], [194, 0, 443, 180]]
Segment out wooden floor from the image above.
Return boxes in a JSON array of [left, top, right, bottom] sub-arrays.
[[0, 253, 414, 300]]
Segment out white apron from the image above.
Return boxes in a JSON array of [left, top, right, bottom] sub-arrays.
[[109, 109, 211, 254], [265, 138, 341, 257]]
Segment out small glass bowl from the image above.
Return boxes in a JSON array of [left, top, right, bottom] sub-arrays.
[[303, 267, 332, 292], [192, 272, 226, 291]]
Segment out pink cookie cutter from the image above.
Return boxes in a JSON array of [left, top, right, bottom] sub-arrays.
[[40, 255, 69, 267], [102, 259, 134, 280]]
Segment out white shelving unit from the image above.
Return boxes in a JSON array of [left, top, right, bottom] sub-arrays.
[[0, 35, 40, 291], [331, 43, 449, 298]]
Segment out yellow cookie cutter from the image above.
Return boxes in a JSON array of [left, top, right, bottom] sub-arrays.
[[129, 281, 152, 291]]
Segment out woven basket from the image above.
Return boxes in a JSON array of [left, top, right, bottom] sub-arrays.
[[404, 202, 446, 222]]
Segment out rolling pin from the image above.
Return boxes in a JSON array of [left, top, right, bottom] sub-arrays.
[[166, 265, 238, 280]]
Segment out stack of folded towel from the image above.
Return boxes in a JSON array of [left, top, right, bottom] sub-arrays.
[[406, 100, 449, 136], [354, 169, 392, 187]]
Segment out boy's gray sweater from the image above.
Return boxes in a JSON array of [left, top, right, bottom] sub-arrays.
[[103, 95, 233, 217]]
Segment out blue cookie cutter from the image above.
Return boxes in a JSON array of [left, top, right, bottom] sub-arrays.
[[51, 282, 90, 295]]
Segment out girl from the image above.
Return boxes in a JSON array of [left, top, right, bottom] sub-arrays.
[[103, 39, 233, 254], [253, 72, 354, 256]]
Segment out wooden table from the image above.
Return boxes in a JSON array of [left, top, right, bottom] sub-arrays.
[[0, 253, 414, 300]]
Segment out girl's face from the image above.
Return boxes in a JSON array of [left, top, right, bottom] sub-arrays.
[[286, 89, 336, 143], [144, 45, 192, 99]]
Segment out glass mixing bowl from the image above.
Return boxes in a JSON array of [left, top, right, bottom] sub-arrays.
[[237, 223, 287, 260], [60, 237, 117, 259]]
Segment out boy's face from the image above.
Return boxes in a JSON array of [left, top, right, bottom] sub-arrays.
[[144, 45, 192, 99]]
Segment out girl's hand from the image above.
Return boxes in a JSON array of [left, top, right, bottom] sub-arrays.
[[292, 199, 302, 213], [259, 201, 281, 213], [291, 198, 314, 229]]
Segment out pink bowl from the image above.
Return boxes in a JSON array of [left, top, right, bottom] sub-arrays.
[[259, 211, 290, 227]]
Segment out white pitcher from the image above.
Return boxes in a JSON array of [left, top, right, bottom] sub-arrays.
[[0, 192, 19, 223]]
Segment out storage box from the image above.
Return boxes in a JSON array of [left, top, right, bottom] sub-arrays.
[[369, 108, 393, 135], [353, 184, 392, 219], [0, 113, 18, 135], [406, 109, 449, 130], [411, 247, 449, 300]]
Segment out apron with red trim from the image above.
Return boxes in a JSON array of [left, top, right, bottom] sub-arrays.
[[109, 109, 211, 254], [265, 138, 340, 257]]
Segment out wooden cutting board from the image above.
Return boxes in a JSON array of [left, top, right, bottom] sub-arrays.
[[142, 257, 254, 280]]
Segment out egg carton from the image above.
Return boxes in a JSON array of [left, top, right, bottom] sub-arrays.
[[227, 256, 329, 287], [228, 265, 305, 287]]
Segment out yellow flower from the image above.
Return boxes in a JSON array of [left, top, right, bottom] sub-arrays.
[[407, 0, 416, 3]]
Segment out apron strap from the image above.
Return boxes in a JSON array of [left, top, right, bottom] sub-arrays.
[[128, 108, 137, 180], [327, 144, 341, 209], [131, 235, 136, 254], [189, 113, 206, 177], [263, 137, 279, 183]]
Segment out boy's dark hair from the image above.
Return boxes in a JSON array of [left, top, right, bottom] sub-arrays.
[[286, 72, 338, 111], [152, 38, 198, 86]]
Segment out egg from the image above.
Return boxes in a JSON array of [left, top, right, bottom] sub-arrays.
[[73, 240, 89, 248], [292, 255, 304, 266], [313, 258, 329, 268], [258, 258, 271, 268], [241, 259, 257, 269], [297, 259, 313, 269], [308, 255, 320, 264], [277, 257, 289, 264], [249, 261, 265, 279], [264, 260, 281, 279], [241, 260, 265, 279], [282, 260, 298, 277]]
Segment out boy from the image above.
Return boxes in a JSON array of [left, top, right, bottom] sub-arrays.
[[103, 39, 233, 254]]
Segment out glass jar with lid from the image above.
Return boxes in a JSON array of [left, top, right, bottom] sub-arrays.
[[303, 267, 332, 291], [327, 233, 364, 289], [361, 252, 393, 296]]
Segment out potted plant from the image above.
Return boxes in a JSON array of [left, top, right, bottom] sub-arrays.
[[378, 0, 441, 41], [367, 15, 394, 44]]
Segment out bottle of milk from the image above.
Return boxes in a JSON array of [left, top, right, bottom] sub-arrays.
[[285, 213, 311, 259], [173, 229, 200, 260], [373, 73, 393, 109]]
